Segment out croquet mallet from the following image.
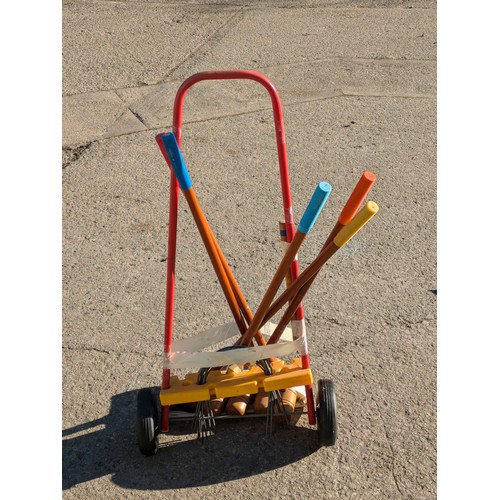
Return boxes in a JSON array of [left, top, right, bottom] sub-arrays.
[[237, 181, 332, 347], [157, 132, 268, 346]]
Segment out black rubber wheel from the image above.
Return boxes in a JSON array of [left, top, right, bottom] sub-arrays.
[[136, 388, 160, 456], [316, 379, 338, 447]]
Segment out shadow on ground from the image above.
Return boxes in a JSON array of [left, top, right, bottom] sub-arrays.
[[63, 389, 319, 490]]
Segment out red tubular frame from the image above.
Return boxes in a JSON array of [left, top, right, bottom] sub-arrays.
[[161, 70, 315, 431]]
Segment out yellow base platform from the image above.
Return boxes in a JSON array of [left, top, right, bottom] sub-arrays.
[[159, 357, 313, 406]]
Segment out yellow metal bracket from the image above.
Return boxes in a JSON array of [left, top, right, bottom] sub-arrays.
[[159, 358, 313, 406]]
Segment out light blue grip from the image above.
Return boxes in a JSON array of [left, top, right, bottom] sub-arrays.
[[298, 182, 332, 234], [160, 132, 192, 190]]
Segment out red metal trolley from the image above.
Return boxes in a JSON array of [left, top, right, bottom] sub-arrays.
[[136, 70, 378, 455]]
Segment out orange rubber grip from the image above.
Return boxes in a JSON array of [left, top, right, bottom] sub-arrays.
[[338, 171, 376, 226]]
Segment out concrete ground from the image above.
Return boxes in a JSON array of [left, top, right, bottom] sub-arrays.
[[62, 0, 436, 498]]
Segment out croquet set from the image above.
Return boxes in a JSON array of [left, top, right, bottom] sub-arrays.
[[136, 70, 378, 456]]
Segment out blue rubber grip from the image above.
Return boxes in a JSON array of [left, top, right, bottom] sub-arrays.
[[160, 132, 192, 190], [298, 182, 332, 234]]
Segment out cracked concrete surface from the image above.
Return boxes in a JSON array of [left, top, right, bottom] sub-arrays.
[[63, 56, 435, 147], [63, 1, 436, 498]]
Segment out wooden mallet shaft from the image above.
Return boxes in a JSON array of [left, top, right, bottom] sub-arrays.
[[237, 182, 332, 346], [157, 133, 247, 335], [211, 235, 268, 346]]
